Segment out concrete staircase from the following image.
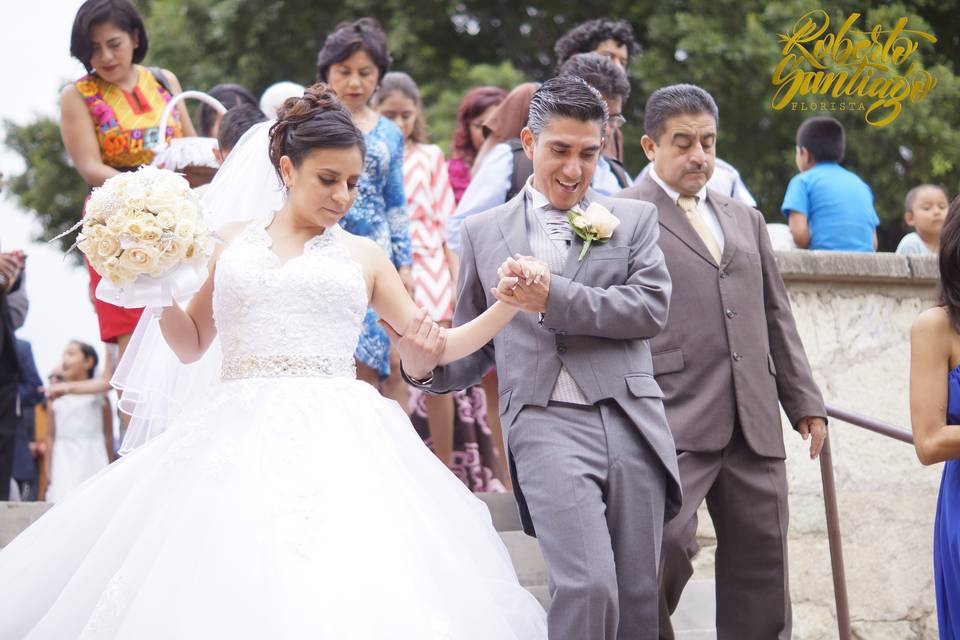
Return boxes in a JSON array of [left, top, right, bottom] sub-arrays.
[[475, 493, 716, 638], [2, 496, 716, 636]]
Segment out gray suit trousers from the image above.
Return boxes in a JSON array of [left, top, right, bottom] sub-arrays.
[[658, 424, 791, 640], [508, 401, 667, 640]]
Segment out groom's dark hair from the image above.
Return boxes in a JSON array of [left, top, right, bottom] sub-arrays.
[[526, 76, 608, 138]]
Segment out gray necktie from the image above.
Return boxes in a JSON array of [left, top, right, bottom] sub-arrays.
[[542, 208, 572, 244]]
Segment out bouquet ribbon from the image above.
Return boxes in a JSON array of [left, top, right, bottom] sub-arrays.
[[96, 259, 207, 309]]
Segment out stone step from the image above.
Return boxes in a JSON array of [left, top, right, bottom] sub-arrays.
[[473, 492, 524, 531], [478, 494, 717, 635], [672, 579, 717, 637], [0, 502, 50, 549]]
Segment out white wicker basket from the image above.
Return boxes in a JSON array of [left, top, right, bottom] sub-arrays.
[[150, 90, 226, 188]]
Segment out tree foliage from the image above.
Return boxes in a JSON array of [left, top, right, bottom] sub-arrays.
[[5, 0, 960, 251], [3, 117, 88, 257]]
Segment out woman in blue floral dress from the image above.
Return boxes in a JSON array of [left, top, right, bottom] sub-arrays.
[[317, 18, 412, 401]]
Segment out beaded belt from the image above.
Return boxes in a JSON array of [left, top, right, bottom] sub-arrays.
[[221, 355, 356, 380]]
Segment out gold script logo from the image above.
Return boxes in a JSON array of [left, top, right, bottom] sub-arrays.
[[771, 10, 937, 126]]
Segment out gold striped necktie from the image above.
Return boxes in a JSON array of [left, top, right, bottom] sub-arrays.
[[677, 195, 721, 263]]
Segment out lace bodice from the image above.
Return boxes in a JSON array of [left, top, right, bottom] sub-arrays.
[[213, 219, 367, 379]]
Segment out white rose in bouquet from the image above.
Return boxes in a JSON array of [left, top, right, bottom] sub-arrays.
[[71, 166, 213, 308], [95, 234, 122, 259]]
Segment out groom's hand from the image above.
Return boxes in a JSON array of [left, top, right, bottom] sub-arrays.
[[383, 310, 445, 381]]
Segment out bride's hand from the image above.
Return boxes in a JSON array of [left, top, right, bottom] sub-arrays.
[[490, 275, 525, 308], [498, 254, 547, 287]]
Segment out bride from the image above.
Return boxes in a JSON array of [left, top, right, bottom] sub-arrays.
[[0, 84, 546, 639]]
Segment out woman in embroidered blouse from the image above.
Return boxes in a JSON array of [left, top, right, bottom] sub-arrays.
[[316, 18, 411, 402], [60, 0, 195, 361]]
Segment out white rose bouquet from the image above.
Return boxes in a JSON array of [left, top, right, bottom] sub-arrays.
[[74, 166, 212, 308]]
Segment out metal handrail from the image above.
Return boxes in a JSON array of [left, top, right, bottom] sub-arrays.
[[826, 405, 914, 444], [819, 405, 915, 640]]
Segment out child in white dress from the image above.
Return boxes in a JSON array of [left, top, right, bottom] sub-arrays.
[[44, 341, 113, 502]]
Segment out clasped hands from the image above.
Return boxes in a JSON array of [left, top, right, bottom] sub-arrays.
[[392, 255, 550, 380], [490, 254, 551, 313]]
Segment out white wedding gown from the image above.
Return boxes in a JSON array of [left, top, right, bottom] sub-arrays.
[[0, 220, 546, 639]]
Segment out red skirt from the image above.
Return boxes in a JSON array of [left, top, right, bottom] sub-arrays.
[[86, 259, 143, 343]]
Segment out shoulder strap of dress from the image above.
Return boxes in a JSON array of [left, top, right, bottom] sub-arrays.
[[147, 66, 174, 95]]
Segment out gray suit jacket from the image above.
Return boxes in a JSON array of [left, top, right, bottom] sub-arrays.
[[618, 175, 825, 458], [414, 189, 681, 531]]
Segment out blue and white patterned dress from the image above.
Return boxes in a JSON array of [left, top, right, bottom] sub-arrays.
[[338, 116, 410, 378]]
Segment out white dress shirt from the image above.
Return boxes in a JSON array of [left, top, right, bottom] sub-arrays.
[[638, 157, 757, 208], [648, 167, 725, 252]]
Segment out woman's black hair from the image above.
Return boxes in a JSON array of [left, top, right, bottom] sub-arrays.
[[199, 84, 259, 138], [316, 17, 391, 84], [70, 0, 148, 72], [268, 82, 366, 181], [72, 340, 100, 379], [938, 193, 960, 332]]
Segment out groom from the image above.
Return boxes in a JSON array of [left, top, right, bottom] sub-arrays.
[[401, 76, 680, 639]]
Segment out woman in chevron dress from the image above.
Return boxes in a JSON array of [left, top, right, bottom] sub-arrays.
[[377, 73, 507, 491]]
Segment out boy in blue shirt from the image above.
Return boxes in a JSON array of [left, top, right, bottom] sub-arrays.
[[781, 117, 879, 252]]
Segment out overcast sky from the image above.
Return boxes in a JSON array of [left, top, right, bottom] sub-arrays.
[[2, 1, 116, 377]]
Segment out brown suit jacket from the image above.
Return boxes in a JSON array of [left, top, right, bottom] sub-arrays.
[[618, 175, 825, 458]]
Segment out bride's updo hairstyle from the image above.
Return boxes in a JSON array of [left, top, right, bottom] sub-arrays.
[[268, 82, 366, 181]]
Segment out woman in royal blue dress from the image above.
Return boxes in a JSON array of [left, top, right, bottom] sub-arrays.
[[316, 18, 411, 406], [910, 194, 960, 638]]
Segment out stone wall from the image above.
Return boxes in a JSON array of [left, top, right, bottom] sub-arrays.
[[742, 251, 939, 639]]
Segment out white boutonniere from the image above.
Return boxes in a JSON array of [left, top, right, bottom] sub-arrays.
[[568, 202, 621, 261]]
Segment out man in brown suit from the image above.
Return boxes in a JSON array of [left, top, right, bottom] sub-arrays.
[[618, 84, 827, 639]]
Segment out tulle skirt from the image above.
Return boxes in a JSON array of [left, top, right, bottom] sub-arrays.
[[0, 376, 546, 639]]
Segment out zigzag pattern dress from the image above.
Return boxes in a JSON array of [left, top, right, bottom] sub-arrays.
[[404, 144, 506, 492], [404, 143, 455, 322]]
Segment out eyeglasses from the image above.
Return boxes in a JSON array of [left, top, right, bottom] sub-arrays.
[[608, 113, 627, 128]]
